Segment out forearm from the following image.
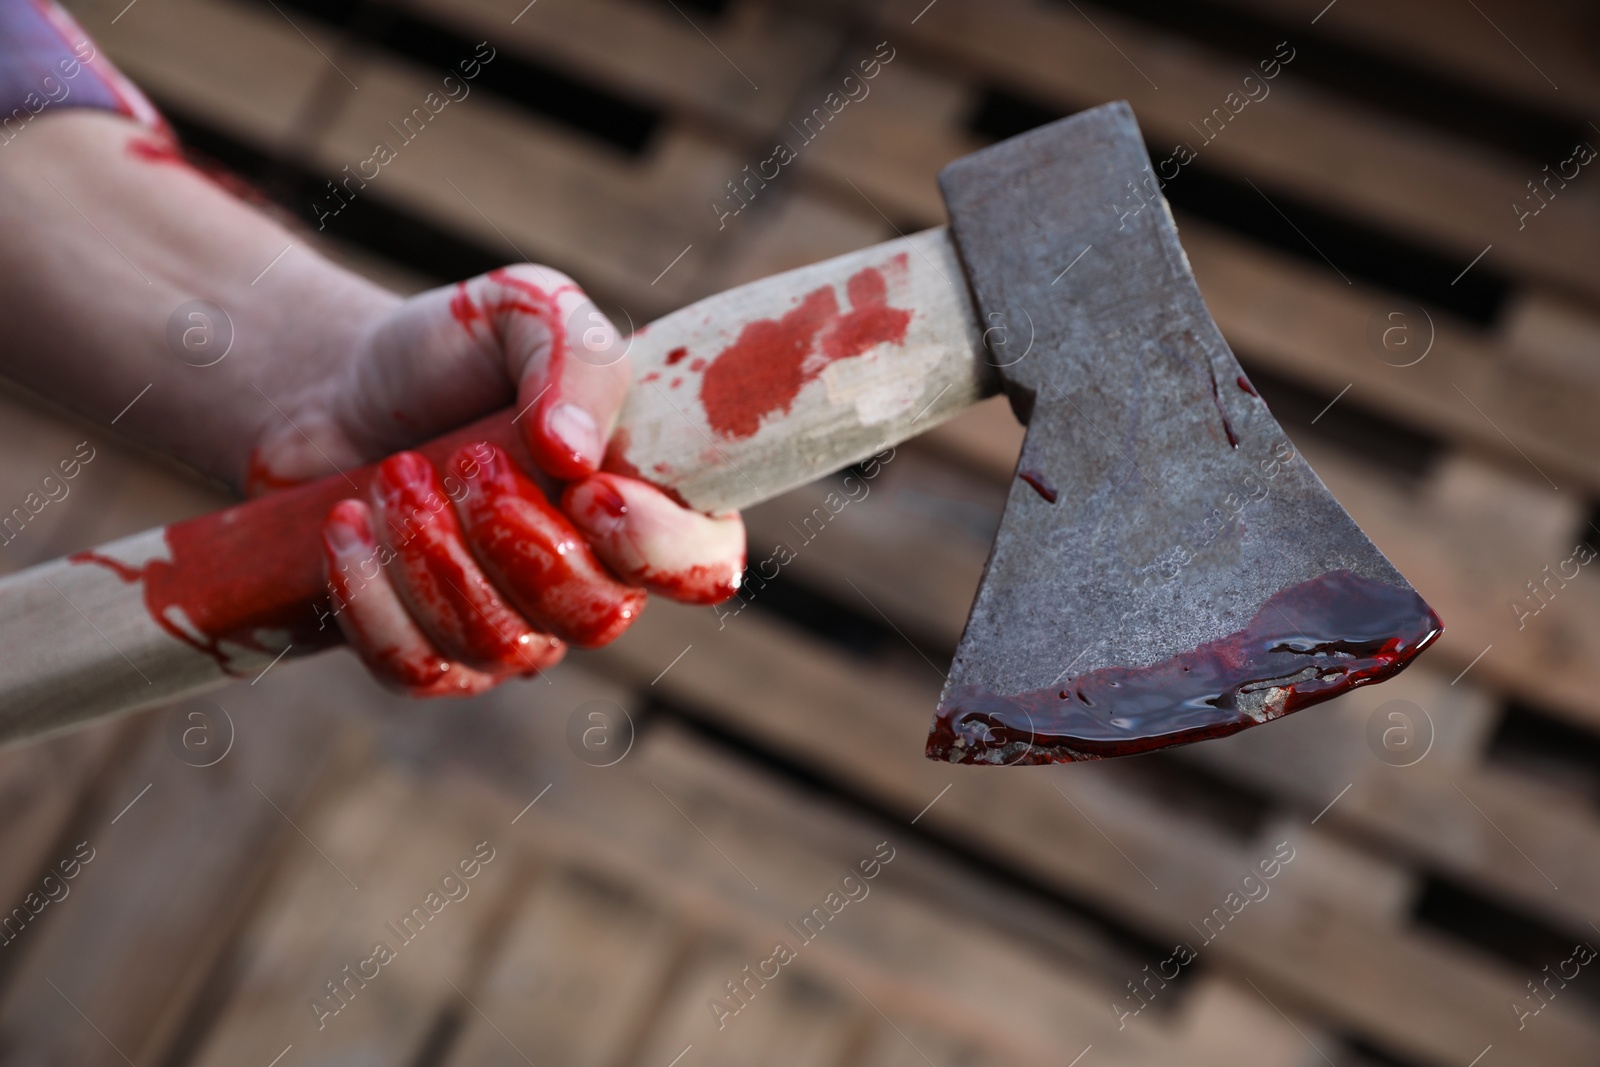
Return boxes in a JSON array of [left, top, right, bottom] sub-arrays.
[[0, 109, 399, 489]]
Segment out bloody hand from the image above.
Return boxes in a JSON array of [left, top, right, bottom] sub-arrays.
[[246, 264, 745, 696]]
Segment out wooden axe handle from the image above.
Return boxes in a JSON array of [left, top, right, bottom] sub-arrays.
[[0, 228, 992, 743]]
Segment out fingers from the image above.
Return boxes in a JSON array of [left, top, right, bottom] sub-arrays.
[[563, 473, 746, 605], [321, 500, 501, 697], [456, 265, 631, 481], [453, 443, 647, 647], [369, 451, 565, 676]]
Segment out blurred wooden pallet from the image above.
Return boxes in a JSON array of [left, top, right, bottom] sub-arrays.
[[2, 0, 1598, 1064]]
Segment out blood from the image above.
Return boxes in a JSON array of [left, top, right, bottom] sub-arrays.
[[125, 135, 185, 166], [322, 501, 495, 697], [454, 445, 644, 649], [1207, 370, 1240, 448], [244, 449, 304, 498], [633, 562, 741, 604], [699, 263, 912, 440], [926, 570, 1443, 765], [561, 474, 742, 605], [1237, 375, 1258, 397], [1018, 469, 1058, 503], [71, 522, 323, 677], [447, 270, 578, 352], [665, 347, 689, 365], [68, 407, 535, 680], [448, 270, 588, 477], [124, 134, 272, 207]]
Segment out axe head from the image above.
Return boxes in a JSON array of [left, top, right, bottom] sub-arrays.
[[927, 102, 1442, 766]]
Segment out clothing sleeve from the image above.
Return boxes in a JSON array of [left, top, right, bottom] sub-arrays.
[[0, 0, 166, 139]]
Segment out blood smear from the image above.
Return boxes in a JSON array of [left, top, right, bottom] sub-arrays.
[[927, 569, 1443, 764]]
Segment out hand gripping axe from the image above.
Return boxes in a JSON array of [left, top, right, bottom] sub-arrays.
[[0, 103, 1441, 757]]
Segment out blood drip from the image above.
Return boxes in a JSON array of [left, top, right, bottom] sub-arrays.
[[927, 570, 1443, 765], [699, 261, 912, 440], [1237, 375, 1259, 397], [72, 520, 326, 676], [1018, 469, 1058, 503]]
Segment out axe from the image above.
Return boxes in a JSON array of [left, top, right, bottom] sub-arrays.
[[0, 103, 1441, 758]]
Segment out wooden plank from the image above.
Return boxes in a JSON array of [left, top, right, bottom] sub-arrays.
[[0, 656, 371, 1065], [629, 935, 862, 1067], [188, 756, 521, 1066], [442, 865, 687, 1067], [0, 718, 129, 964], [63, 0, 343, 150], [1182, 216, 1600, 497], [383, 666, 1244, 1067], [390, 0, 843, 136], [584, 598, 1600, 1066], [309, 49, 741, 314], [864, 0, 1600, 304], [748, 424, 1600, 936], [1214, 0, 1600, 119], [758, 51, 1600, 497]]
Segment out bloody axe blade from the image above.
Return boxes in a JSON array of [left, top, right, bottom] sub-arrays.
[[927, 102, 1442, 766]]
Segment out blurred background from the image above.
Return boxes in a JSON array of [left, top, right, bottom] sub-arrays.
[[2, 0, 1600, 1064]]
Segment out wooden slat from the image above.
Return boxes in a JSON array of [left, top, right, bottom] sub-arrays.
[[65, 0, 343, 149], [750, 420, 1600, 936], [310, 49, 744, 315], [0, 719, 128, 953], [371, 662, 1262, 1067], [865, 0, 1600, 304], [442, 866, 686, 1067], [1215, 0, 1600, 119], [0, 662, 369, 1065], [584, 598, 1600, 1066], [390, 0, 843, 136], [188, 758, 520, 1066]]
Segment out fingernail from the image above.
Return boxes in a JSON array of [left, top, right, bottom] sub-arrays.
[[565, 478, 628, 537], [326, 522, 362, 556], [324, 502, 370, 555], [545, 401, 601, 471]]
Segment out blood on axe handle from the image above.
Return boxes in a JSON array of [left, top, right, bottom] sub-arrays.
[[0, 102, 1439, 757]]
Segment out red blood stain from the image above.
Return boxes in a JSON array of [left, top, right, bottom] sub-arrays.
[[636, 562, 741, 604], [72, 522, 317, 676], [125, 135, 185, 166], [1018, 469, 1058, 503], [562, 475, 741, 605], [669, 377, 682, 389], [699, 264, 913, 440], [454, 444, 643, 649], [665, 347, 689, 365], [447, 270, 577, 353], [448, 270, 590, 478], [640, 372, 661, 384], [244, 448, 305, 498], [322, 500, 493, 697], [689, 358, 706, 372], [372, 452, 561, 674], [125, 134, 272, 206], [927, 570, 1443, 765], [1237, 375, 1258, 397], [69, 409, 533, 679]]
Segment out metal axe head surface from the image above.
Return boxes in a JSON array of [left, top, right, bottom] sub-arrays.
[[927, 102, 1443, 766]]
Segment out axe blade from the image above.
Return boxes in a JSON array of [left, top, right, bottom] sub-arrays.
[[928, 102, 1442, 766]]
